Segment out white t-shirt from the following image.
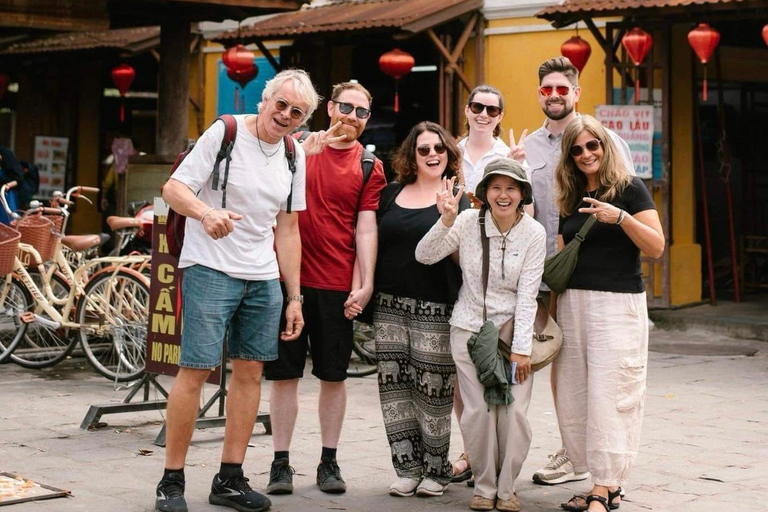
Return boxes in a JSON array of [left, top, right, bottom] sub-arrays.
[[457, 136, 510, 193], [171, 114, 306, 281]]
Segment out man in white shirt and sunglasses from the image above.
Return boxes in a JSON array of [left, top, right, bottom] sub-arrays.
[[525, 57, 634, 489]]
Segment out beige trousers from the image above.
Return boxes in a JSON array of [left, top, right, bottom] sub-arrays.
[[554, 289, 648, 487], [451, 326, 533, 501]]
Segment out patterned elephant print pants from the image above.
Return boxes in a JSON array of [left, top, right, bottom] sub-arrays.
[[374, 293, 456, 484]]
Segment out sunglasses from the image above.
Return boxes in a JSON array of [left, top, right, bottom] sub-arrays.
[[468, 101, 502, 118], [539, 85, 574, 97], [416, 143, 447, 157], [569, 138, 602, 157], [332, 100, 371, 119], [274, 98, 305, 120]]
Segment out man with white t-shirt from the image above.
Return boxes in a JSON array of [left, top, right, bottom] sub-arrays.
[[155, 69, 320, 512], [525, 57, 635, 491]]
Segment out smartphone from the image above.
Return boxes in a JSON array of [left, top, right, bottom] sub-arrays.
[[509, 361, 518, 385]]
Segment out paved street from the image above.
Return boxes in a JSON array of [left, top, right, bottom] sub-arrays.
[[1, 327, 766, 512]]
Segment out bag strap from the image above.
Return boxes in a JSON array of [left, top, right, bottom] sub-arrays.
[[211, 114, 237, 208], [575, 214, 597, 242], [480, 209, 490, 322], [284, 135, 297, 213]]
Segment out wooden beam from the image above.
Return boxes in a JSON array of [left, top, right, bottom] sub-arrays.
[[474, 15, 485, 86], [165, 0, 304, 10], [254, 39, 281, 71], [450, 13, 477, 63], [427, 28, 472, 93], [157, 19, 192, 155], [0, 12, 108, 31]]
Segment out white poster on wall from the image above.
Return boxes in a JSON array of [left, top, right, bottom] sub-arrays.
[[33, 136, 69, 197], [594, 105, 654, 179]]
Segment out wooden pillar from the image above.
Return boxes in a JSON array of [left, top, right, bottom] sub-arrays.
[[71, 60, 102, 234], [156, 19, 191, 156]]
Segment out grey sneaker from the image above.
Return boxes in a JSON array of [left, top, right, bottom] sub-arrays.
[[266, 458, 294, 495], [316, 458, 346, 493], [156, 473, 187, 512], [532, 448, 590, 485]]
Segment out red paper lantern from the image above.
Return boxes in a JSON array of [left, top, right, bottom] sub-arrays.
[[621, 27, 653, 104], [378, 48, 415, 113], [223, 44, 257, 112], [762, 23, 768, 46], [111, 63, 135, 122], [0, 74, 9, 101], [560, 35, 591, 74], [688, 23, 720, 102]]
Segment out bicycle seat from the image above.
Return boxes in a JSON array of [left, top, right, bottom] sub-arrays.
[[61, 234, 102, 252], [107, 216, 142, 230]]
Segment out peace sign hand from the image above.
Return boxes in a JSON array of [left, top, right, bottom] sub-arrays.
[[299, 121, 348, 155], [436, 177, 464, 228], [578, 197, 622, 224], [507, 128, 528, 163]]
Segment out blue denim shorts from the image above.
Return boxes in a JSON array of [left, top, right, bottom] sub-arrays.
[[179, 264, 283, 369]]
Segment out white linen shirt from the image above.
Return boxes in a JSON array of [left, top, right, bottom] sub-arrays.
[[415, 210, 546, 355], [458, 137, 510, 194], [171, 114, 306, 281]]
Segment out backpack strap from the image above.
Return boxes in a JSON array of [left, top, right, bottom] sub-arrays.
[[211, 114, 237, 208], [284, 135, 297, 213], [297, 131, 310, 143], [361, 147, 375, 186]]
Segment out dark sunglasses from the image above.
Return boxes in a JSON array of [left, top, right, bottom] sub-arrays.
[[416, 143, 447, 157], [274, 98, 305, 120], [468, 101, 502, 118], [332, 100, 371, 119], [569, 138, 602, 157], [539, 85, 573, 97]]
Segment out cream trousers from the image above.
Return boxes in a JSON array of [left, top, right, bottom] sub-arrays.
[[451, 326, 533, 501], [554, 289, 649, 487]]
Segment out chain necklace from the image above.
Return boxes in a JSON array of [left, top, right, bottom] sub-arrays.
[[490, 210, 523, 280], [255, 121, 283, 166], [586, 188, 598, 199]]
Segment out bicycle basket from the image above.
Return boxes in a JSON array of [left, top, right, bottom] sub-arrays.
[[44, 214, 64, 234], [0, 223, 21, 275], [16, 215, 59, 261]]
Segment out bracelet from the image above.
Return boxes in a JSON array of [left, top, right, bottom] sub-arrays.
[[616, 209, 626, 226], [286, 295, 304, 304], [200, 207, 215, 223]]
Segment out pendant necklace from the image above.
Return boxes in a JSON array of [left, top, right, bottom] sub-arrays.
[[491, 211, 523, 280], [256, 121, 283, 166]]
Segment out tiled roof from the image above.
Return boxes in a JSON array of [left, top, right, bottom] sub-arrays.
[[214, 0, 482, 41], [538, 0, 766, 19], [0, 26, 160, 55]]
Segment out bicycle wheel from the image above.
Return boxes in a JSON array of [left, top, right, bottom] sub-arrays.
[[10, 270, 76, 369], [0, 276, 31, 364], [346, 321, 377, 378], [76, 269, 149, 382]]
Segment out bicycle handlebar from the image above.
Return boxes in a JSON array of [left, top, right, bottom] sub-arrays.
[[0, 182, 19, 218]]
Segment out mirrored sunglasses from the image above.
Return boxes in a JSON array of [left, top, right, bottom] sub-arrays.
[[468, 101, 502, 118], [275, 99, 305, 120], [333, 100, 371, 119], [539, 85, 573, 97], [569, 138, 602, 157], [416, 143, 447, 157]]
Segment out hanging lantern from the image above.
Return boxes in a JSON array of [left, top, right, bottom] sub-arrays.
[[560, 35, 591, 74], [378, 48, 415, 113], [111, 63, 135, 123], [621, 27, 653, 104], [762, 23, 768, 46], [223, 44, 257, 112], [688, 23, 720, 102], [0, 74, 9, 101]]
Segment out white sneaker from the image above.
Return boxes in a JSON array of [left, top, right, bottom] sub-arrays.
[[389, 478, 421, 497], [415, 478, 446, 497], [532, 448, 590, 485]]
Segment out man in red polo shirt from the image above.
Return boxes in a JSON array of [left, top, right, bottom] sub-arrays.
[[264, 81, 386, 495]]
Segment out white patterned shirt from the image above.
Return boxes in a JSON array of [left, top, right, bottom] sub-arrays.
[[415, 210, 546, 355]]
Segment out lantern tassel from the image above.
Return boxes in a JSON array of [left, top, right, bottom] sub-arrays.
[[394, 79, 400, 113], [120, 102, 125, 123], [241, 92, 246, 113], [235, 88, 240, 111], [703, 64, 708, 102], [635, 67, 640, 105]]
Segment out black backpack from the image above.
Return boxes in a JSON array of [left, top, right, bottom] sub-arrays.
[[165, 115, 298, 258]]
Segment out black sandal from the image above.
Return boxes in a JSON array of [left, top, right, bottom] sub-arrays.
[[561, 488, 622, 512], [586, 495, 610, 512]]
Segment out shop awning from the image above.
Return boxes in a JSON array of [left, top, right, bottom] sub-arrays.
[[538, 0, 768, 27], [0, 27, 160, 56], [214, 0, 483, 41]]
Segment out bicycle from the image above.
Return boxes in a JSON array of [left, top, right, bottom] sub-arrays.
[[0, 182, 151, 381], [346, 321, 377, 377]]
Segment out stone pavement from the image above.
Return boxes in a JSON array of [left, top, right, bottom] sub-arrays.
[[1, 327, 766, 512]]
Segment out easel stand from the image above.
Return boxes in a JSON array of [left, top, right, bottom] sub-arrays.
[[80, 373, 169, 430], [153, 351, 272, 447]]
